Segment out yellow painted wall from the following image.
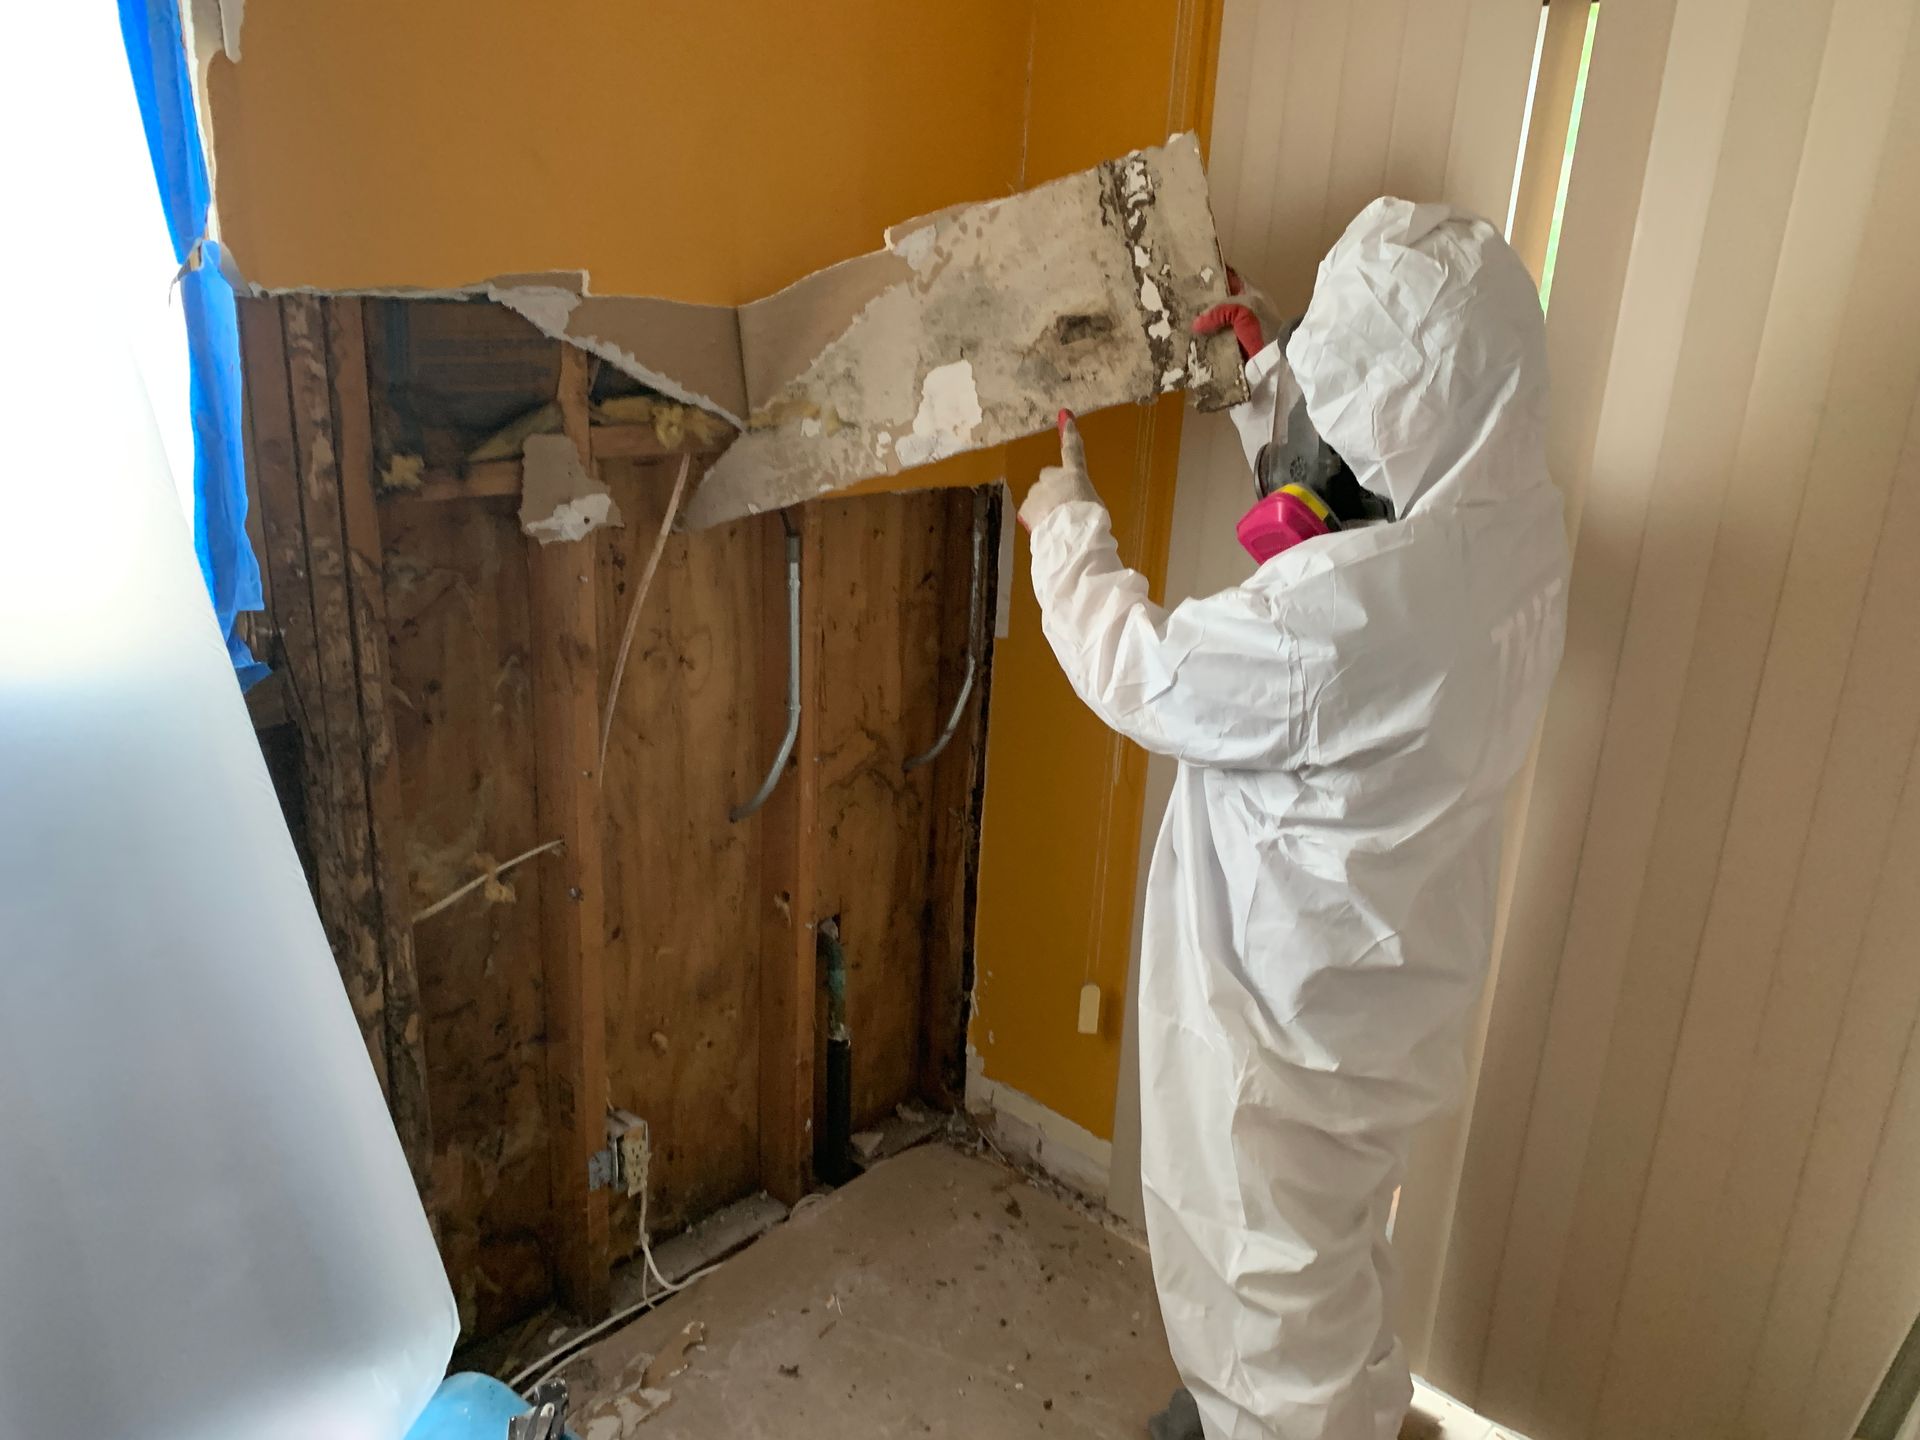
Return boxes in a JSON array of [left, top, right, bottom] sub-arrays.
[[209, 2, 1030, 304], [971, 0, 1222, 1138], [208, 0, 1221, 1146]]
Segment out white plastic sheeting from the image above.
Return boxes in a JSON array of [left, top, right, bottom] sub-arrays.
[[0, 327, 457, 1440], [0, 10, 456, 1439]]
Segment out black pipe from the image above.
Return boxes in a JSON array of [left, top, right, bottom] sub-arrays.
[[816, 919, 857, 1185]]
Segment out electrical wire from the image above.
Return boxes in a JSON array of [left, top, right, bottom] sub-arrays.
[[507, 1124, 723, 1397], [632, 1128, 691, 1301], [411, 839, 564, 924], [505, 1255, 728, 1397], [597, 453, 694, 779], [507, 1259, 726, 1395]]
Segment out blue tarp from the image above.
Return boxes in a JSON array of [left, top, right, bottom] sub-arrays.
[[118, 1, 268, 689]]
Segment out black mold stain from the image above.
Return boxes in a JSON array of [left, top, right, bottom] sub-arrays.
[[1053, 313, 1115, 346]]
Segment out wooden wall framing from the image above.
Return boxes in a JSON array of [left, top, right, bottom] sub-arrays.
[[237, 294, 991, 1340]]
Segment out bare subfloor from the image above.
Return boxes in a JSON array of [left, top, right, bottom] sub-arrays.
[[558, 1143, 1180, 1439], [548, 1140, 1509, 1440]]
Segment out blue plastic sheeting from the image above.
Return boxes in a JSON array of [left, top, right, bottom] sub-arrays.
[[117, 1, 268, 688], [406, 1373, 575, 1440]]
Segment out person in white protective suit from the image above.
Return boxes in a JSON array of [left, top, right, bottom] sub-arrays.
[[1018, 198, 1569, 1440]]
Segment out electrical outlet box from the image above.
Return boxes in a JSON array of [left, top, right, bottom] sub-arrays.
[[591, 1109, 650, 1196], [616, 1114, 650, 1199]]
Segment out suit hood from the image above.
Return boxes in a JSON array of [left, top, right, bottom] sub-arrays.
[[1285, 198, 1550, 517]]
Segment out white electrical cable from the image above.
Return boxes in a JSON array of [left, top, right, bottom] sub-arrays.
[[505, 1252, 728, 1397], [597, 453, 694, 779], [411, 839, 564, 924], [633, 1129, 689, 1301], [507, 1122, 719, 1397]]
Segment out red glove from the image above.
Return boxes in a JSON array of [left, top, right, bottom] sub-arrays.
[[1192, 302, 1265, 361]]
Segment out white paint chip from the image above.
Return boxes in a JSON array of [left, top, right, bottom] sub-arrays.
[[893, 359, 983, 467], [891, 224, 939, 273]]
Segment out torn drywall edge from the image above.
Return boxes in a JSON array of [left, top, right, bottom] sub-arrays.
[[236, 267, 589, 303], [226, 132, 1241, 529], [231, 260, 752, 427], [519, 432, 623, 543], [218, 0, 243, 59], [966, 1056, 1114, 1202], [490, 288, 750, 428], [186, 0, 242, 66]]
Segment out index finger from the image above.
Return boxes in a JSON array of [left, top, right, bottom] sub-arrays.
[[1058, 410, 1086, 472]]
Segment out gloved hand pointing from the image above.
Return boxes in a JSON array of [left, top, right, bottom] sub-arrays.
[[1019, 411, 1099, 531]]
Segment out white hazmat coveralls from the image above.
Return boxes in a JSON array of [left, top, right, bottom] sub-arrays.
[[1025, 199, 1568, 1439]]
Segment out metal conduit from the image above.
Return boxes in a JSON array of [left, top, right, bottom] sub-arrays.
[[904, 487, 989, 773], [731, 514, 802, 822]]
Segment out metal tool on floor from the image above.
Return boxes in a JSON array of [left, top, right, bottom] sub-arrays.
[[508, 1380, 570, 1440], [506, 1398, 562, 1439], [405, 1374, 574, 1440]]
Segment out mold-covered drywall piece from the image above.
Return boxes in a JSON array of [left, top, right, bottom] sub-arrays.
[[678, 134, 1243, 530], [519, 433, 623, 544]]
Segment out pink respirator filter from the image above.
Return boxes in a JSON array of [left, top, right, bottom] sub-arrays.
[[1236, 486, 1335, 564]]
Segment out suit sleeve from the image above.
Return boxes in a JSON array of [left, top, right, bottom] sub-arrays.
[[1027, 501, 1308, 769]]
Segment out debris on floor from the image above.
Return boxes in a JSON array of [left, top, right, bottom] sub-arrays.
[[552, 1142, 1179, 1438], [459, 1193, 788, 1387]]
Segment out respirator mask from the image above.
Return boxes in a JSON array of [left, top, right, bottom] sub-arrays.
[[1229, 322, 1394, 564]]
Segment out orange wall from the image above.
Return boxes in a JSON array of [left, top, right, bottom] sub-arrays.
[[971, 0, 1222, 1138], [209, 1, 1030, 303], [208, 0, 1221, 1144]]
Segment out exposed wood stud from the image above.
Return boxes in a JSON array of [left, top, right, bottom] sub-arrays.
[[240, 298, 990, 1343], [597, 456, 764, 1257], [241, 296, 329, 864], [529, 342, 614, 1319], [589, 422, 727, 463], [756, 506, 823, 1206], [282, 294, 391, 1097], [327, 296, 436, 1197], [921, 487, 997, 1106]]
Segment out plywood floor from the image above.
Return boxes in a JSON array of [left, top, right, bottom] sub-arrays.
[[558, 1143, 1180, 1439]]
